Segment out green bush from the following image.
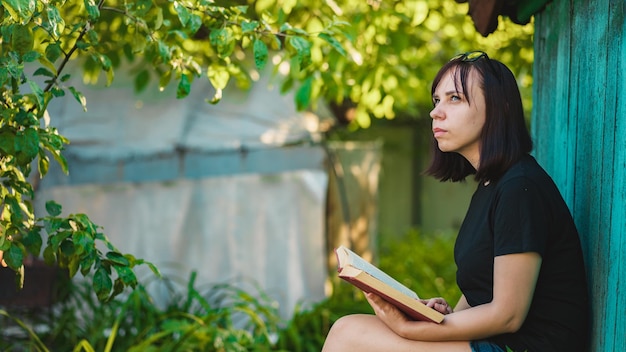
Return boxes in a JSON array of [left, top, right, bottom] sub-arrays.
[[378, 228, 461, 305], [1, 272, 283, 351]]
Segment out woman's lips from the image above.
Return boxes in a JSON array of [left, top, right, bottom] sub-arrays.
[[433, 128, 447, 138]]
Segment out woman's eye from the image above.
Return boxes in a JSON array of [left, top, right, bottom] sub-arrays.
[[432, 98, 440, 106], [451, 95, 461, 101]]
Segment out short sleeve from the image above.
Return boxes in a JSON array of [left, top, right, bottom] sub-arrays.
[[492, 177, 550, 257]]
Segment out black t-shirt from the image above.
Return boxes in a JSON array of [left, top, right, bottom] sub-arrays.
[[455, 154, 589, 352]]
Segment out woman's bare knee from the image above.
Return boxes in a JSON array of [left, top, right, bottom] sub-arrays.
[[322, 314, 389, 351], [322, 314, 471, 352]]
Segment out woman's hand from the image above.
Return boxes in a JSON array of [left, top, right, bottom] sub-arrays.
[[364, 292, 411, 335], [421, 297, 454, 315]]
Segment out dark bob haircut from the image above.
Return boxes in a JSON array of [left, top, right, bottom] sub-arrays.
[[425, 53, 532, 183]]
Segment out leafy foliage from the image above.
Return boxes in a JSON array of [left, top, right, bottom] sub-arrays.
[[378, 228, 461, 304], [1, 271, 284, 351], [251, 0, 535, 128], [0, 0, 344, 298]]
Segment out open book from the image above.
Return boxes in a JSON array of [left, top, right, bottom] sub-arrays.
[[335, 245, 444, 323]]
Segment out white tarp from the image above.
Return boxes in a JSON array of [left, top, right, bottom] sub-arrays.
[[35, 171, 327, 318], [35, 64, 330, 318]]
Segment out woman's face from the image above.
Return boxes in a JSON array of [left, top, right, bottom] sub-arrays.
[[430, 68, 486, 168]]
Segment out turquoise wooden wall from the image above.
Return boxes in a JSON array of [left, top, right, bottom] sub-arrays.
[[533, 0, 625, 350]]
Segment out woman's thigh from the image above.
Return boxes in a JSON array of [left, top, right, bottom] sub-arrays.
[[322, 314, 471, 352]]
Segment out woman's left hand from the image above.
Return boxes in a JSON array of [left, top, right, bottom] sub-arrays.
[[422, 297, 454, 315]]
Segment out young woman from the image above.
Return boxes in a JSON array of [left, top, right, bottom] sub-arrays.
[[322, 52, 590, 352]]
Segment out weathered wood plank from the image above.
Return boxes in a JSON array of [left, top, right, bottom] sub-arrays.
[[570, 1, 604, 346], [607, 1, 626, 348], [534, 0, 626, 350]]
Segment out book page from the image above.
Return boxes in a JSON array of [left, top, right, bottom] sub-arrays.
[[339, 246, 419, 300]]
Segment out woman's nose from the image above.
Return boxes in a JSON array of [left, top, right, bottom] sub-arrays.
[[430, 105, 443, 120]]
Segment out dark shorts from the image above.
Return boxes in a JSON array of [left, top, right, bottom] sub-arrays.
[[470, 340, 505, 352]]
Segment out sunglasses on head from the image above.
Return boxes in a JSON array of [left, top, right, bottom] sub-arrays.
[[449, 51, 489, 62], [449, 51, 501, 82]]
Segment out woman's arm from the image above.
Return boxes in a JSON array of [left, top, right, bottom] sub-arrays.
[[367, 252, 542, 342]]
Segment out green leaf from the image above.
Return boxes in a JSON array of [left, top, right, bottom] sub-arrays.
[[33, 67, 55, 77], [59, 240, 75, 258], [173, 1, 191, 26], [43, 245, 56, 265], [113, 265, 137, 287], [27, 80, 44, 109], [83, 0, 100, 20], [188, 13, 202, 34], [45, 6, 65, 38], [73, 231, 94, 256], [38, 152, 50, 177], [176, 74, 191, 99], [106, 251, 130, 266], [93, 266, 113, 301], [22, 228, 42, 257], [280, 76, 294, 94], [280, 23, 308, 36], [11, 24, 34, 57], [134, 259, 161, 277], [295, 76, 313, 111], [86, 29, 99, 46], [45, 200, 62, 216], [44, 217, 64, 235], [0, 235, 7, 251], [158, 70, 172, 90], [1, 0, 35, 22], [242, 20, 259, 33], [210, 28, 235, 58], [134, 0, 152, 16], [0, 67, 8, 86], [50, 87, 65, 97], [318, 32, 346, 56], [156, 40, 170, 62], [15, 127, 39, 163], [22, 50, 40, 62], [5, 243, 24, 270], [68, 86, 87, 111], [110, 277, 125, 299], [68, 255, 80, 278], [80, 252, 96, 275], [288, 36, 311, 68], [6, 60, 23, 81], [93, 52, 111, 70], [135, 69, 150, 92], [38, 55, 58, 77], [72, 213, 98, 234], [207, 65, 229, 90], [253, 39, 268, 70], [0, 131, 16, 154]]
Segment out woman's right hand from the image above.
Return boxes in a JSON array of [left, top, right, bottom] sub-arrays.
[[421, 297, 454, 315]]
